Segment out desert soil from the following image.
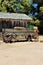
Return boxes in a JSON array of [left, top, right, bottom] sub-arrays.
[[0, 36, 43, 65]]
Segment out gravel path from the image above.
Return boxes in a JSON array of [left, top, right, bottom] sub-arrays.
[[0, 40, 43, 65]]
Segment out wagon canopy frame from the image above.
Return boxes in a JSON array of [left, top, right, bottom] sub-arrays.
[[0, 12, 32, 21]]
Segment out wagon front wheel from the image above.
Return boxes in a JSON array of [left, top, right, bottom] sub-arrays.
[[27, 35, 33, 42]]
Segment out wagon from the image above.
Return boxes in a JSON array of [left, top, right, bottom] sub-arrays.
[[0, 12, 39, 42]]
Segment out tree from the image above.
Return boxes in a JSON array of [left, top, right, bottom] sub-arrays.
[[21, 0, 31, 14], [0, 0, 31, 14]]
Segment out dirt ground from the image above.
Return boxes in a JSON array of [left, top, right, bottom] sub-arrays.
[[0, 36, 43, 65]]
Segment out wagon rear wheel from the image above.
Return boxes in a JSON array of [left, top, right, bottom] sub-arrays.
[[3, 35, 12, 43]]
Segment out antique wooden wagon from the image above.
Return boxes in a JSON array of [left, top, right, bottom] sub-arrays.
[[0, 12, 39, 42]]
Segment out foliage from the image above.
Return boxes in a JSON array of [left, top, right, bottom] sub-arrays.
[[40, 6, 43, 12], [0, 0, 31, 14]]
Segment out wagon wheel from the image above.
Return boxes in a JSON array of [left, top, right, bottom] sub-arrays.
[[3, 35, 12, 43], [3, 36, 8, 43], [12, 34, 17, 42], [8, 35, 12, 43], [2, 32, 8, 42], [27, 35, 32, 42]]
